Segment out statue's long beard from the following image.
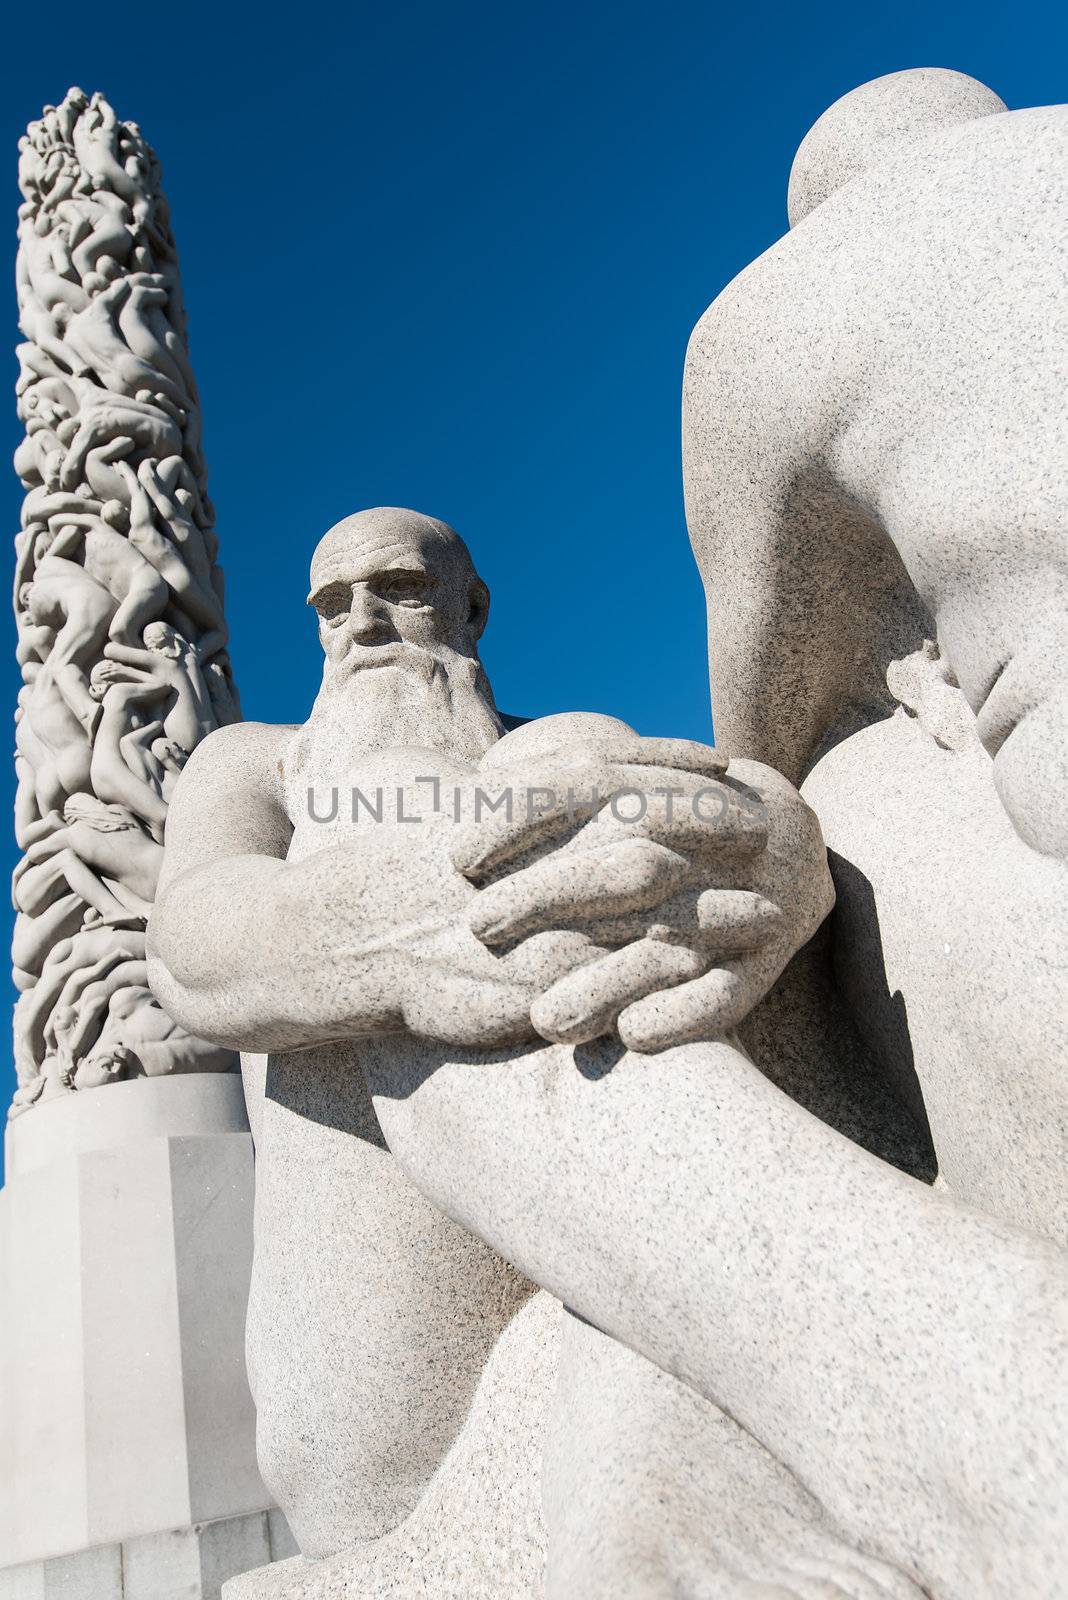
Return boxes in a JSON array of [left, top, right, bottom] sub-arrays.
[[297, 641, 505, 779]]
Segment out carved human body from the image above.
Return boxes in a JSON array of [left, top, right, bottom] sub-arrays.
[[20, 554, 114, 732], [15, 668, 93, 816], [683, 69, 1068, 1243], [150, 509, 1066, 1599], [148, 511, 821, 1566], [686, 73, 1068, 857], [10, 86, 238, 1107], [45, 514, 169, 644], [13, 800, 157, 923]]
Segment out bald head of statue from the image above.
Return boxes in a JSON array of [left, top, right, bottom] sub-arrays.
[[307, 507, 490, 678], [787, 68, 1006, 228]]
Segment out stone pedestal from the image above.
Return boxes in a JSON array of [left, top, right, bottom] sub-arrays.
[[0, 1075, 289, 1597]]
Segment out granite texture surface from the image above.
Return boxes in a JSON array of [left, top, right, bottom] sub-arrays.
[[149, 68, 1067, 1600]]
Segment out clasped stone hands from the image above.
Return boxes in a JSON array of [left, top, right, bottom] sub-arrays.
[[451, 714, 835, 1051], [285, 712, 834, 1055]]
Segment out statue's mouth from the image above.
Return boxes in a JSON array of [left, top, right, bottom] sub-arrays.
[[339, 642, 440, 681], [343, 646, 410, 672]]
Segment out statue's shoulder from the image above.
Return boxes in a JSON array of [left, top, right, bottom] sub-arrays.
[[177, 719, 297, 802], [683, 225, 812, 425]]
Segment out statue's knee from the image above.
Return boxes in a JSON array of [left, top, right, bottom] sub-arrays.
[[989, 681, 1068, 858]]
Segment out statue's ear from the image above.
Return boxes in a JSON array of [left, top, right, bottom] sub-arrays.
[[468, 578, 490, 642]]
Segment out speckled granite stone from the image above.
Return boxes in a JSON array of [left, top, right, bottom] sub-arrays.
[[686, 69, 1068, 860], [154, 66, 1068, 1600], [787, 66, 1007, 225], [223, 1291, 557, 1599], [151, 511, 841, 1595]]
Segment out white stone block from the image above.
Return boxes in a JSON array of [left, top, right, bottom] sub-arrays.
[[121, 1526, 200, 1600], [265, 1513, 299, 1564], [0, 1078, 271, 1572], [0, 1544, 122, 1600], [198, 1514, 273, 1599]]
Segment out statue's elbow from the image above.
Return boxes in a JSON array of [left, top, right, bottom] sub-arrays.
[[145, 894, 228, 1045], [145, 942, 212, 1042], [147, 908, 287, 1055]]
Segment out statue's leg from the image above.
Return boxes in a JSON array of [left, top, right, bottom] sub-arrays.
[[12, 893, 84, 981], [363, 1034, 1067, 1599], [107, 565, 168, 644], [801, 703, 1068, 1241], [544, 1310, 925, 1600], [243, 1045, 537, 1562]]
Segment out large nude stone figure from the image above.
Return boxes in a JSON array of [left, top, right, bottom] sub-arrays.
[[151, 509, 829, 1571], [683, 67, 1068, 1239], [150, 503, 1066, 1600]]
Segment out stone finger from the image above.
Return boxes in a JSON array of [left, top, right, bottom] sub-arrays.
[[449, 754, 615, 881], [497, 929, 607, 991], [584, 774, 769, 857], [531, 937, 708, 1045], [650, 889, 784, 956], [467, 838, 692, 947], [605, 736, 728, 777], [617, 960, 752, 1053], [577, 889, 778, 950]]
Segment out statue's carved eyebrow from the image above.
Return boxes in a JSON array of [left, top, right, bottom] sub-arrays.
[[369, 565, 438, 587], [306, 566, 439, 608], [306, 579, 350, 609]]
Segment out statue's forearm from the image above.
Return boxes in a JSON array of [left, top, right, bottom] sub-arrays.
[[147, 849, 403, 1054], [148, 855, 295, 1049]]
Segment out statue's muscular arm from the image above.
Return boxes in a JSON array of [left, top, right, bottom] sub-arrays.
[[148, 721, 401, 1051], [148, 721, 312, 1050], [148, 721, 537, 1053]]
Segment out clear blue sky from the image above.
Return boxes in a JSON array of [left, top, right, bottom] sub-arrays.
[[2, 0, 1065, 1128]]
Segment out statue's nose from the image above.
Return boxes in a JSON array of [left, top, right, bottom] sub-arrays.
[[346, 586, 397, 645]]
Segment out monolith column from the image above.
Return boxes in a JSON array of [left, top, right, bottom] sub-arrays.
[[0, 88, 290, 1598]]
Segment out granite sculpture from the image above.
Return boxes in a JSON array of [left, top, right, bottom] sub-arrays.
[[683, 65, 1068, 1240], [5, 59, 1062, 1600], [1, 91, 286, 1597], [150, 64, 1067, 1600], [10, 86, 240, 1113], [152, 485, 1065, 1600]]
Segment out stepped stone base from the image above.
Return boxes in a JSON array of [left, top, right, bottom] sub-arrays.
[[0, 1508, 298, 1600], [0, 1076, 284, 1593]]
